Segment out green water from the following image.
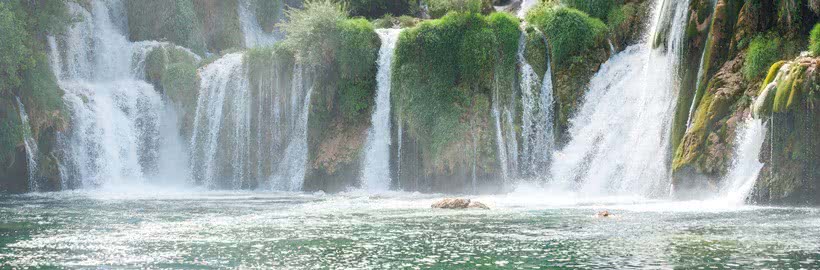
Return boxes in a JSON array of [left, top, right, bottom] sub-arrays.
[[0, 190, 818, 269]]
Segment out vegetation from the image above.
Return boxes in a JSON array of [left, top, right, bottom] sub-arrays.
[[345, 0, 415, 19], [742, 35, 782, 81], [424, 0, 492, 19], [127, 0, 206, 55], [392, 12, 519, 156], [811, 24, 820, 56], [255, 0, 283, 33], [0, 2, 33, 95], [561, 0, 617, 21], [526, 5, 607, 66]]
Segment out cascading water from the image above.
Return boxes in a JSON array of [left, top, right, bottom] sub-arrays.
[[548, 0, 688, 196], [238, 0, 281, 48], [361, 29, 401, 192], [51, 0, 189, 189], [518, 31, 554, 179], [189, 51, 313, 190], [719, 118, 765, 204], [15, 97, 39, 191]]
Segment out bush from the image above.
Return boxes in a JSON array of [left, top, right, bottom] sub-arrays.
[[281, 0, 348, 66], [526, 5, 607, 66], [345, 0, 415, 19], [337, 18, 380, 120], [128, 0, 206, 55], [255, 0, 283, 33], [0, 2, 34, 95], [810, 24, 820, 56], [561, 0, 618, 21], [424, 0, 491, 18], [743, 35, 781, 81]]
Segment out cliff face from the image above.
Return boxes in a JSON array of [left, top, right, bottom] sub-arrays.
[[672, 0, 820, 204]]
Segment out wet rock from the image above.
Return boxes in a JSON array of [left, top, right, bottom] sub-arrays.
[[596, 210, 612, 217], [431, 198, 489, 209]]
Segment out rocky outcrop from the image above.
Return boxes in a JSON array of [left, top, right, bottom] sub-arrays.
[[431, 198, 490, 209]]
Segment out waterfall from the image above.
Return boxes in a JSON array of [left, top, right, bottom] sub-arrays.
[[189, 52, 312, 190], [15, 97, 40, 192], [51, 0, 188, 189], [361, 29, 401, 192], [238, 0, 281, 48], [518, 0, 539, 18], [518, 32, 554, 179], [549, 0, 688, 196], [719, 118, 765, 204]]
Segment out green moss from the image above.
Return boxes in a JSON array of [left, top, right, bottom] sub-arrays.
[[0, 101, 22, 167], [393, 12, 517, 157], [810, 24, 820, 56], [524, 28, 548, 77], [760, 61, 786, 94], [345, 0, 415, 19], [773, 65, 802, 113], [21, 55, 63, 115], [192, 0, 243, 53], [526, 5, 607, 66], [785, 67, 806, 110], [282, 0, 348, 66], [337, 18, 380, 121], [127, 0, 206, 55], [743, 35, 782, 81]]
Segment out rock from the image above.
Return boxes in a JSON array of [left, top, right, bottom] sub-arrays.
[[596, 210, 612, 217], [431, 198, 489, 210]]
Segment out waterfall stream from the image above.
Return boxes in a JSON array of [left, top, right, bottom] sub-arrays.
[[548, 0, 688, 196], [719, 119, 765, 204], [238, 0, 281, 48], [518, 32, 554, 179], [15, 97, 39, 191], [361, 29, 401, 192]]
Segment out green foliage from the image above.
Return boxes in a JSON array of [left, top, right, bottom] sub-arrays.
[[127, 0, 206, 55], [344, 0, 415, 19], [0, 116, 22, 167], [192, 0, 244, 53], [161, 62, 199, 110], [810, 24, 820, 56], [424, 0, 491, 18], [392, 12, 518, 156], [281, 0, 348, 66], [372, 14, 418, 28], [526, 5, 607, 66], [561, 0, 619, 20], [255, 0, 283, 33], [743, 35, 782, 81], [337, 18, 380, 120], [21, 55, 63, 114], [0, 2, 33, 95]]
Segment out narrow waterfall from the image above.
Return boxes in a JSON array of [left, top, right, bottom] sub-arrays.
[[51, 0, 188, 189], [518, 0, 539, 18], [549, 0, 688, 196], [719, 118, 765, 204], [518, 32, 554, 179], [15, 97, 39, 191], [361, 29, 401, 191], [238, 0, 281, 48]]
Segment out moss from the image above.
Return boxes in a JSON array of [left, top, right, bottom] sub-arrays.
[[760, 61, 786, 94], [0, 2, 34, 95], [192, 0, 244, 53], [773, 65, 804, 113], [810, 24, 820, 56], [743, 35, 782, 81], [785, 67, 805, 110], [127, 0, 206, 55], [674, 90, 715, 172], [524, 28, 548, 77], [345, 0, 415, 19], [526, 5, 607, 66]]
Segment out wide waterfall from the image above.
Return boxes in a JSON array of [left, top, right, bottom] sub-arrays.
[[50, 0, 189, 189], [361, 29, 401, 191], [238, 0, 281, 48], [548, 0, 688, 196]]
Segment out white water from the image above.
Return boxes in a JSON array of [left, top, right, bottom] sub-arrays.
[[518, 0, 539, 18], [361, 29, 401, 192], [719, 118, 765, 204], [51, 0, 189, 189], [518, 32, 554, 179], [238, 0, 281, 48], [15, 97, 40, 191], [548, 0, 688, 196]]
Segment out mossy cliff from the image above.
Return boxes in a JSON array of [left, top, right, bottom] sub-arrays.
[[0, 1, 71, 192], [142, 44, 202, 139], [672, 0, 819, 203], [272, 1, 381, 192], [750, 56, 820, 205], [391, 12, 518, 193]]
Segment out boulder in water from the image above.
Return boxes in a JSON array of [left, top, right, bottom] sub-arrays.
[[431, 198, 489, 210], [596, 210, 612, 218]]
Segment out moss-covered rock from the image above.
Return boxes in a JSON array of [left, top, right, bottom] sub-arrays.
[[142, 44, 201, 138], [391, 12, 519, 192], [423, 0, 493, 19]]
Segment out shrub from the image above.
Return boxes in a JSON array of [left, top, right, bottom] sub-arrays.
[[0, 2, 34, 94], [810, 24, 820, 56], [561, 0, 618, 21], [742, 35, 781, 81], [526, 5, 607, 66], [424, 0, 491, 18], [281, 0, 348, 66], [337, 18, 380, 120], [345, 0, 415, 19], [255, 0, 283, 33], [128, 0, 206, 55]]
